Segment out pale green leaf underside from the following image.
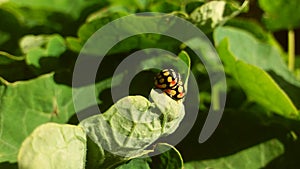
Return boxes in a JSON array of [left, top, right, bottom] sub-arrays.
[[18, 123, 86, 169], [80, 89, 185, 158]]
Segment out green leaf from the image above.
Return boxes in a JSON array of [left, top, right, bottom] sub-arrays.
[[214, 26, 300, 88], [0, 30, 10, 46], [18, 123, 86, 169], [0, 73, 74, 163], [115, 158, 151, 169], [258, 0, 300, 31], [151, 143, 183, 169], [185, 139, 284, 169], [150, 89, 186, 135], [66, 13, 126, 53], [73, 73, 124, 113], [68, 13, 181, 55], [20, 34, 66, 69], [8, 0, 101, 20], [65, 37, 82, 53], [216, 38, 299, 119], [189, 0, 249, 33], [225, 18, 286, 57], [226, 18, 271, 42], [139, 50, 190, 82], [85, 137, 106, 169], [79, 89, 185, 158], [148, 1, 181, 13], [108, 0, 150, 12], [0, 4, 24, 51], [214, 27, 300, 109], [115, 143, 184, 169]]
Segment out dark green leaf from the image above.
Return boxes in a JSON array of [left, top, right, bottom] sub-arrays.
[[258, 0, 300, 31], [116, 158, 151, 169], [151, 143, 183, 169]]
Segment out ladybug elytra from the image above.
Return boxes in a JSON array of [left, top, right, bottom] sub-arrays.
[[154, 69, 185, 100]]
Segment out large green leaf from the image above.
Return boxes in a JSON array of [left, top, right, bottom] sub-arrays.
[[0, 0, 104, 35], [215, 38, 299, 119], [0, 73, 74, 162], [258, 0, 300, 31], [80, 89, 185, 159], [226, 18, 285, 52], [66, 13, 180, 55], [214, 26, 300, 86], [184, 139, 284, 169], [214, 26, 300, 98], [18, 123, 86, 169]]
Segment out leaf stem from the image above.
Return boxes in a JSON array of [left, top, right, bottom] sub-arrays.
[[212, 85, 220, 111], [288, 29, 295, 71]]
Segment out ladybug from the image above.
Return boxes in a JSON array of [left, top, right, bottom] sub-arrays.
[[163, 83, 185, 100], [154, 69, 180, 89], [154, 69, 185, 100]]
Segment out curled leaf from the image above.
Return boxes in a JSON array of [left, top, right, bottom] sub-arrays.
[[80, 89, 185, 158]]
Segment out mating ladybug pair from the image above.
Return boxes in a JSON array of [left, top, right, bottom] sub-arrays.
[[154, 69, 185, 100]]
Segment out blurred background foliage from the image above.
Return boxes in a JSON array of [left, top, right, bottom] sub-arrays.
[[0, 0, 300, 168]]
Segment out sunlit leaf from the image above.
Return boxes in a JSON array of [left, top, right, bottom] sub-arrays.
[[18, 123, 86, 169], [0, 74, 74, 162], [215, 37, 299, 119], [185, 139, 284, 169]]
